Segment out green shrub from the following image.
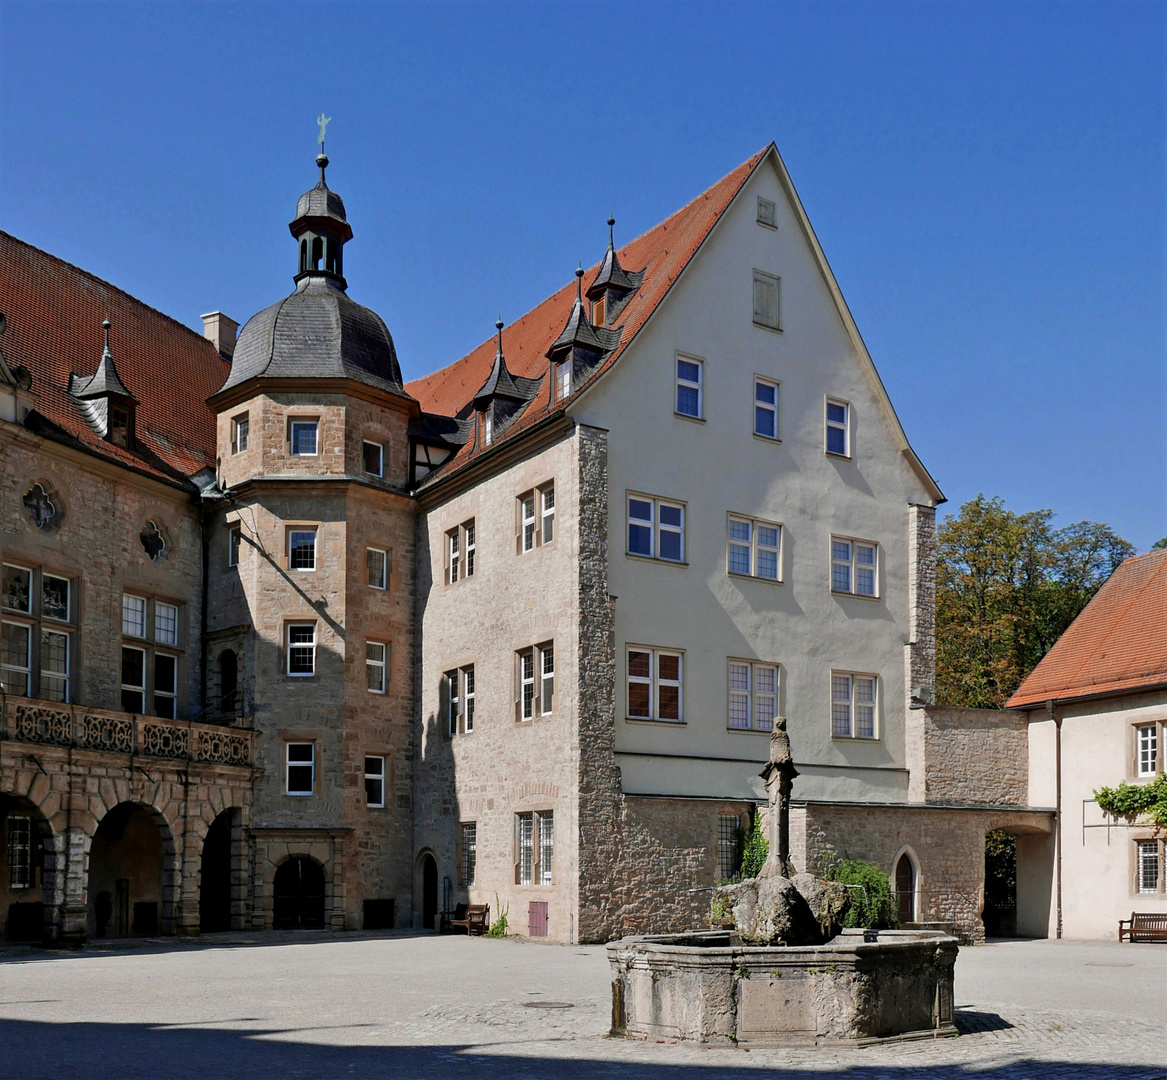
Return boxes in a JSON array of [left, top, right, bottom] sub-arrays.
[[825, 858, 898, 929], [485, 896, 509, 938], [739, 808, 769, 879]]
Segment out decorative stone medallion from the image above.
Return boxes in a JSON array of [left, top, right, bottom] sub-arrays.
[[22, 482, 64, 532], [139, 519, 169, 562]]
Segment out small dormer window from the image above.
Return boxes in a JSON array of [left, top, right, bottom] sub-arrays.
[[482, 409, 493, 447], [592, 295, 606, 328], [109, 405, 131, 448], [556, 361, 572, 402]]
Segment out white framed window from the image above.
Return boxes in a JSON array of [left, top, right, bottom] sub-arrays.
[[832, 672, 878, 740], [463, 665, 475, 733], [826, 398, 849, 457], [1136, 840, 1161, 893], [121, 645, 146, 712], [727, 516, 781, 581], [516, 810, 554, 886], [288, 528, 317, 572], [517, 642, 554, 721], [289, 419, 319, 456], [155, 601, 178, 645], [754, 377, 779, 439], [122, 593, 147, 637], [2, 564, 32, 614], [1136, 724, 1159, 777], [286, 742, 315, 795], [7, 816, 33, 889], [2, 621, 31, 696], [228, 526, 242, 567], [752, 269, 781, 331], [831, 537, 878, 597], [445, 667, 460, 736], [556, 359, 572, 401], [627, 494, 685, 563], [42, 574, 70, 621], [446, 521, 475, 583], [287, 623, 316, 677], [482, 409, 493, 446], [365, 755, 385, 808], [626, 647, 683, 723], [231, 413, 249, 454], [728, 660, 779, 732], [517, 485, 555, 554], [461, 822, 477, 886], [444, 665, 475, 735], [675, 355, 703, 419], [366, 641, 388, 694], [757, 197, 777, 228], [367, 547, 388, 590], [363, 440, 384, 477]]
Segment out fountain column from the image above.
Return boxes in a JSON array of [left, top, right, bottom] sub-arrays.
[[759, 717, 799, 878]]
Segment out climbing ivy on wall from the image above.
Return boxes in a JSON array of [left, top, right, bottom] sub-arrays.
[[1093, 774, 1167, 831]]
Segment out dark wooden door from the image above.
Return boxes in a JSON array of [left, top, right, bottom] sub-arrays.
[[421, 854, 438, 930], [273, 857, 326, 930]]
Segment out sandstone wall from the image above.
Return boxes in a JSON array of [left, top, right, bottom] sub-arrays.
[[919, 706, 1029, 807]]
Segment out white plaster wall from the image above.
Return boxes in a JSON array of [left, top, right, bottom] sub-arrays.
[[570, 154, 934, 806], [1025, 694, 1167, 940]]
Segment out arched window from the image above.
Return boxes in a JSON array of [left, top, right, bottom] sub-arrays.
[[311, 237, 323, 271], [299, 239, 308, 273]]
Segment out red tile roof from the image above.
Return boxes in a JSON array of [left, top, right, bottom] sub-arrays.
[[406, 147, 770, 480], [0, 231, 226, 487], [1008, 549, 1167, 708]]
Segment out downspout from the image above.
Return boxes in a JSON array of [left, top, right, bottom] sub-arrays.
[[199, 502, 210, 713], [1048, 699, 1062, 939]]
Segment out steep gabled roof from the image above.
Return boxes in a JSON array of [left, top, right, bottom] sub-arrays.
[[405, 149, 769, 479], [0, 231, 226, 486], [1008, 549, 1167, 709]]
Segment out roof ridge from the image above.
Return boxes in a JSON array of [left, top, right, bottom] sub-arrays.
[[0, 230, 219, 354]]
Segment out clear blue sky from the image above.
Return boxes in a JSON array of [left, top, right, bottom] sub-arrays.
[[3, 2, 1164, 549]]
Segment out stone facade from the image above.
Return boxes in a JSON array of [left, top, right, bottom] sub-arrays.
[[917, 706, 1030, 807]]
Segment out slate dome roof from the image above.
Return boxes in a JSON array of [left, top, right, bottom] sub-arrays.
[[220, 275, 405, 395]]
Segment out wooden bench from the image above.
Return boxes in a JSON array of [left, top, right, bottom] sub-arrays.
[[448, 903, 489, 936], [1118, 912, 1167, 942]]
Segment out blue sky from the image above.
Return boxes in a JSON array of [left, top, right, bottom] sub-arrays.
[[3, 2, 1164, 549]]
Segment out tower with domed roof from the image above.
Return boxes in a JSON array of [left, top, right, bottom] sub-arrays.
[[206, 148, 418, 932]]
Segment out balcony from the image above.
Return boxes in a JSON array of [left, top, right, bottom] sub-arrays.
[[0, 696, 255, 768]]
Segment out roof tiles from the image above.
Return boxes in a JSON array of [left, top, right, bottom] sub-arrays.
[[1008, 548, 1167, 708]]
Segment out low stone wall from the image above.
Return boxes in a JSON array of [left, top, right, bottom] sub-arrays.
[[609, 929, 957, 1047]]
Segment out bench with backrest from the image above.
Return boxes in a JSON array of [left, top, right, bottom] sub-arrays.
[[1118, 912, 1167, 942], [449, 903, 489, 936]]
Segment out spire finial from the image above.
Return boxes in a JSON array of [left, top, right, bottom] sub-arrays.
[[575, 264, 584, 302], [316, 112, 332, 182], [496, 315, 504, 354], [608, 216, 615, 248], [102, 318, 111, 355]]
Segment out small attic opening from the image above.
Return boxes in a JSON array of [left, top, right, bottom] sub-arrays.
[[109, 404, 132, 448]]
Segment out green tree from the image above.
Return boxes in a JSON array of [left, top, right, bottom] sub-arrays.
[[936, 496, 1134, 708], [1152, 537, 1167, 551]]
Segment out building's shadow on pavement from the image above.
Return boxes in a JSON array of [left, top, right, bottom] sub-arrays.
[[0, 1019, 1162, 1080]]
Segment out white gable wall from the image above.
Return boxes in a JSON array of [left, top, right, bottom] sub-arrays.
[[570, 153, 936, 805]]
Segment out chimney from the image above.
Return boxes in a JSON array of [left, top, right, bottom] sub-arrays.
[[201, 311, 239, 360]]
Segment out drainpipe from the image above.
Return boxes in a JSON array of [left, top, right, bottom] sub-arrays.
[[199, 503, 210, 713], [1048, 699, 1062, 940]]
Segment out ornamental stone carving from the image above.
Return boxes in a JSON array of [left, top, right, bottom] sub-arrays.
[[22, 481, 64, 532], [14, 705, 72, 746], [76, 714, 134, 754], [196, 729, 250, 767], [141, 722, 189, 759]]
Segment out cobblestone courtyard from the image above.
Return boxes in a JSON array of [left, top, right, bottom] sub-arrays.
[[0, 934, 1162, 1079]]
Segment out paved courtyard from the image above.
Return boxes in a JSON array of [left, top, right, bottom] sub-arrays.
[[0, 933, 1162, 1079]]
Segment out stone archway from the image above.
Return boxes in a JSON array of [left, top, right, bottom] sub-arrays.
[[272, 856, 326, 930], [0, 795, 57, 942], [199, 809, 239, 933], [87, 802, 176, 938]]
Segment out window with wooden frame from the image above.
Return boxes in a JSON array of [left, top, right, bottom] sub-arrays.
[[756, 197, 777, 228], [727, 516, 781, 581], [367, 547, 388, 590], [626, 646, 683, 723], [754, 377, 779, 439], [119, 591, 181, 716], [362, 440, 385, 478], [516, 483, 555, 554], [2, 563, 76, 703], [231, 413, 249, 454], [592, 294, 606, 327], [445, 520, 475, 584], [727, 660, 779, 732], [752, 269, 781, 331], [515, 810, 553, 885], [627, 494, 685, 563], [366, 641, 388, 694], [443, 665, 476, 736], [516, 643, 553, 721], [555, 359, 572, 401], [831, 536, 878, 597], [364, 756, 385, 808], [831, 672, 878, 740]]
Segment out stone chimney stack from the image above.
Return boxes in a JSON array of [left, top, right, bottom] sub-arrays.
[[201, 311, 239, 360]]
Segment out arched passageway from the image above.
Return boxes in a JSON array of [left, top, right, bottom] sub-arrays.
[[983, 829, 1018, 937], [273, 856, 325, 930], [199, 810, 237, 932], [419, 852, 438, 930], [894, 851, 917, 924], [0, 795, 53, 942], [88, 803, 166, 938]]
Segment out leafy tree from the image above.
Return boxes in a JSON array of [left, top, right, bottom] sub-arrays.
[[936, 495, 1134, 708], [1152, 537, 1167, 551]]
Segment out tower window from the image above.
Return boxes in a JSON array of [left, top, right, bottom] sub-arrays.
[[311, 237, 323, 271]]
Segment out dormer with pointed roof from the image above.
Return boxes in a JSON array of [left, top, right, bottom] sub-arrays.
[[68, 319, 138, 448], [546, 267, 622, 405], [473, 318, 541, 446], [585, 217, 644, 327]]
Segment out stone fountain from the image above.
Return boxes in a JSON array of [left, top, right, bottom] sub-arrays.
[[608, 720, 958, 1047]]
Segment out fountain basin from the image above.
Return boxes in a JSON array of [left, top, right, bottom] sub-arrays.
[[608, 928, 958, 1047]]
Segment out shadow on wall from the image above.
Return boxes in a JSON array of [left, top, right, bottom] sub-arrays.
[[0, 1019, 1161, 1080]]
